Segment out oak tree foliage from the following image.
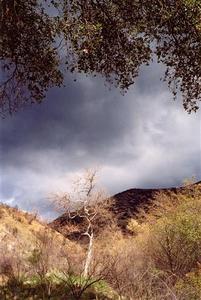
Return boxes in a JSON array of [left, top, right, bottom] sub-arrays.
[[1, 0, 201, 115]]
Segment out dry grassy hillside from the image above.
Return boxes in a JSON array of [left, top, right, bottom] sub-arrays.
[[0, 203, 82, 284], [0, 203, 76, 250], [1, 182, 201, 299], [0, 204, 116, 299]]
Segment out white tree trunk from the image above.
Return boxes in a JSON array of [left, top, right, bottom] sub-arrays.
[[83, 231, 93, 277]]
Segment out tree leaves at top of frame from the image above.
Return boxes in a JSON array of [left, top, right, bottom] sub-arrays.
[[1, 0, 201, 115]]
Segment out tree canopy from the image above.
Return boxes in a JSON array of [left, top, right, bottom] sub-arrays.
[[1, 0, 201, 115]]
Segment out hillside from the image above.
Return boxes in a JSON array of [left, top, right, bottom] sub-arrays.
[[0, 203, 73, 245], [0, 203, 81, 280], [50, 181, 201, 239], [0, 203, 117, 299], [108, 181, 201, 220], [1, 183, 201, 299]]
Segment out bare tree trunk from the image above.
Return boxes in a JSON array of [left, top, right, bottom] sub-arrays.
[[83, 231, 93, 277]]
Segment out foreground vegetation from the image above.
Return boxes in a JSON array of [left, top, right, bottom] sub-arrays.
[[1, 181, 201, 299]]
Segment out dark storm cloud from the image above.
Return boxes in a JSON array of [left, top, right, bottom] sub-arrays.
[[0, 62, 200, 219]]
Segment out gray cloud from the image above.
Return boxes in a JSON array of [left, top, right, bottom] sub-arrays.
[[0, 62, 200, 219]]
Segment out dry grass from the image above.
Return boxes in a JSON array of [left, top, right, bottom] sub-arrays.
[[1, 183, 201, 299]]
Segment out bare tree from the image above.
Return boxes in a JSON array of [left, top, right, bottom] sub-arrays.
[[51, 168, 111, 278]]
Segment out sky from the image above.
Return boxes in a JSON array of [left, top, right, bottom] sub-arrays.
[[0, 62, 201, 220]]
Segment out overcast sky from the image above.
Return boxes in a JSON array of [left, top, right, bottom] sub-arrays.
[[0, 62, 201, 219]]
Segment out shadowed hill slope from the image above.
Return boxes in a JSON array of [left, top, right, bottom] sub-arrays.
[[50, 181, 201, 239]]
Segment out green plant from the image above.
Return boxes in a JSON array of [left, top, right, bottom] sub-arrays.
[[149, 186, 201, 276]]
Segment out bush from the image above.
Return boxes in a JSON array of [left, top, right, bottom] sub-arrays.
[[148, 184, 201, 277]]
